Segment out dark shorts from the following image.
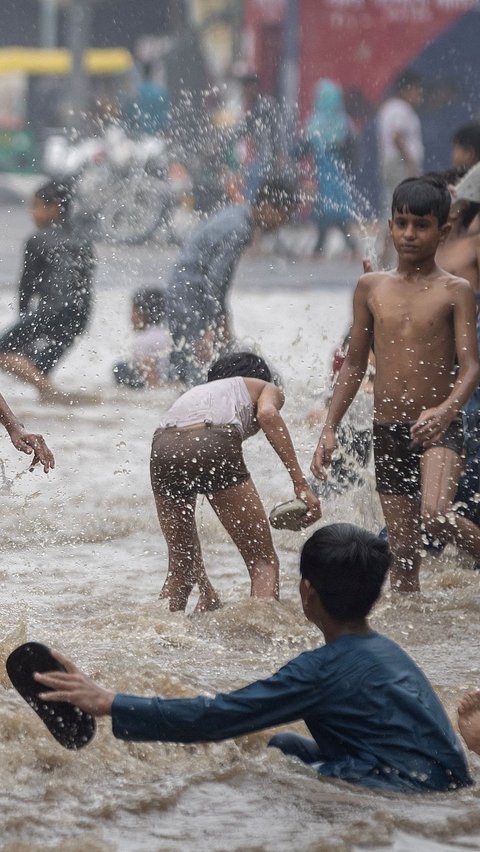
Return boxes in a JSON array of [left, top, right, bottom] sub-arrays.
[[150, 423, 250, 501], [0, 308, 88, 374], [373, 418, 464, 497]]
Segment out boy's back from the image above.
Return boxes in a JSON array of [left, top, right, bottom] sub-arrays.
[[294, 632, 470, 790], [110, 630, 471, 793]]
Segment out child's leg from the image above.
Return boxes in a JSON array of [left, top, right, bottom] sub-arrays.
[[207, 478, 279, 599], [378, 493, 422, 592], [154, 493, 219, 611], [420, 447, 480, 559], [458, 691, 480, 755]]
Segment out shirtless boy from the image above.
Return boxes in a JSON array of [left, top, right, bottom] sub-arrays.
[[311, 175, 480, 592], [436, 166, 480, 295]]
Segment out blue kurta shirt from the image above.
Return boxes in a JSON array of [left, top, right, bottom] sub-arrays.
[[166, 204, 254, 338], [111, 632, 472, 793]]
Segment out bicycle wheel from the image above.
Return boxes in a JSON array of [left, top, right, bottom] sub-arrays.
[[101, 173, 169, 245]]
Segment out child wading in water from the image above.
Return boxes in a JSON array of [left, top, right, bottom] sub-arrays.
[[35, 523, 472, 793], [0, 180, 96, 403], [150, 351, 321, 611], [312, 175, 480, 592], [113, 287, 171, 389]]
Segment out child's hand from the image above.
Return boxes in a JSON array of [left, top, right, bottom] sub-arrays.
[[294, 482, 322, 526], [410, 408, 452, 448], [34, 649, 114, 716], [8, 425, 55, 473], [311, 426, 336, 479]]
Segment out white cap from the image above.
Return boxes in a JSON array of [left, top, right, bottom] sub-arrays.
[[454, 162, 480, 204]]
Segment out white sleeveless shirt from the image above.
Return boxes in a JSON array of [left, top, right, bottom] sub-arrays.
[[158, 377, 256, 439]]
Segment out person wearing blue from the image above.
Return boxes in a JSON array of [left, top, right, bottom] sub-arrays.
[[303, 79, 357, 257], [165, 177, 299, 386], [35, 523, 472, 794], [120, 62, 170, 137]]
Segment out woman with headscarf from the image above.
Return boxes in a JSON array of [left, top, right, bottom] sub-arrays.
[[304, 79, 357, 256]]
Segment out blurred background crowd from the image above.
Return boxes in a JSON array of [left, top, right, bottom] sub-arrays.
[[1, 0, 480, 258]]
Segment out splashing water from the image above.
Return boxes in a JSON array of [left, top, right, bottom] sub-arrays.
[[351, 208, 378, 270]]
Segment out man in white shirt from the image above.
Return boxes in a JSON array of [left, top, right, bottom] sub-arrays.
[[377, 70, 424, 263]]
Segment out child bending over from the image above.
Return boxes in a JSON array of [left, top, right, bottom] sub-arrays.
[[149, 351, 320, 612]]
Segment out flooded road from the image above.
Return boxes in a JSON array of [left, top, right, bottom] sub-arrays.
[[0, 205, 479, 851]]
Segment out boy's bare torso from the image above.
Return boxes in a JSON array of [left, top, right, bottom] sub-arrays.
[[365, 269, 461, 423]]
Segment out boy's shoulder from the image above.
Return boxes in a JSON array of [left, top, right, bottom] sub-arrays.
[[435, 266, 473, 294], [356, 270, 394, 291]]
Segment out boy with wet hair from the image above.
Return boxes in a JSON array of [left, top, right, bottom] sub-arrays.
[[0, 180, 96, 403], [165, 176, 300, 387], [35, 522, 472, 793], [312, 175, 480, 592]]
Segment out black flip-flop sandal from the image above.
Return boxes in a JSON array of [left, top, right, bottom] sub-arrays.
[[6, 641, 96, 750]]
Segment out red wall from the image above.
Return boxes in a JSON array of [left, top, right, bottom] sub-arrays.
[[245, 0, 477, 117]]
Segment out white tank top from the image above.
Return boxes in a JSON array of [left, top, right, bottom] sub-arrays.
[[158, 377, 256, 439]]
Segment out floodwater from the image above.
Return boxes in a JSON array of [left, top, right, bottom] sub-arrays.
[[0, 208, 479, 851]]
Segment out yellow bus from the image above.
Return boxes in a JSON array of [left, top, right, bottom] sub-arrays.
[[0, 47, 133, 172]]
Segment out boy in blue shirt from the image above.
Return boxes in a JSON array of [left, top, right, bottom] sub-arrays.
[[35, 523, 472, 793]]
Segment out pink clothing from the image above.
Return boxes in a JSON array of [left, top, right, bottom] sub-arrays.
[[158, 377, 256, 439]]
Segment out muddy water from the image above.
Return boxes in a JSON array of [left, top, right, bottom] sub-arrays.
[[0, 215, 479, 851]]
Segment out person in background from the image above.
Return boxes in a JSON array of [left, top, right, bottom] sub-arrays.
[[120, 61, 170, 137], [0, 180, 96, 404], [452, 123, 480, 171], [166, 177, 300, 387], [113, 288, 172, 390], [376, 70, 424, 265], [302, 79, 357, 258]]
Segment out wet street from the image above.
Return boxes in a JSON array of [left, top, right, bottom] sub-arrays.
[[1, 198, 479, 852]]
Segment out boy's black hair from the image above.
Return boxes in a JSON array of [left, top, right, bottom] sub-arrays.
[[35, 180, 73, 214], [254, 175, 301, 212], [426, 168, 480, 229], [391, 175, 451, 227], [452, 123, 480, 160], [391, 69, 422, 96], [300, 523, 390, 620], [132, 287, 167, 325], [207, 351, 273, 383]]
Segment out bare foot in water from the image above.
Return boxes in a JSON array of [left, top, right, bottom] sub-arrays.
[[458, 691, 480, 755], [194, 591, 222, 614]]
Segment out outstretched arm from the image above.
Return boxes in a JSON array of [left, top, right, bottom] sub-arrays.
[[255, 383, 321, 521], [311, 276, 373, 478], [0, 394, 55, 473], [35, 649, 325, 743]]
